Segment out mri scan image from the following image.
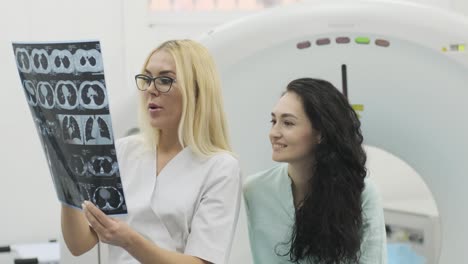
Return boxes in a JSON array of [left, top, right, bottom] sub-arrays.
[[15, 48, 32, 73], [35, 117, 61, 139], [31, 48, 51, 74], [59, 114, 83, 144], [69, 154, 88, 177], [78, 183, 92, 201], [74, 49, 103, 73], [93, 186, 125, 211], [84, 115, 113, 145], [55, 80, 79, 110], [88, 155, 118, 177], [37, 81, 55, 109], [50, 49, 74, 74], [12, 40, 127, 215], [22, 80, 38, 106], [79, 81, 108, 109], [45, 120, 60, 138]]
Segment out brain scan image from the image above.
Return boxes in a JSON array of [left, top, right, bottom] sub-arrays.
[[15, 48, 32, 73], [79, 81, 108, 109], [31, 48, 51, 74], [23, 80, 38, 106], [74, 49, 103, 72], [89, 155, 118, 177], [55, 81, 78, 109], [61, 115, 83, 144], [37, 81, 55, 109], [51, 49, 74, 74]]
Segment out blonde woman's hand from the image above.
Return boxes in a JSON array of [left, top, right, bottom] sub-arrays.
[[82, 201, 136, 249]]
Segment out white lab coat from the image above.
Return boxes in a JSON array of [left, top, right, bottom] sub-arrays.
[[109, 135, 242, 264]]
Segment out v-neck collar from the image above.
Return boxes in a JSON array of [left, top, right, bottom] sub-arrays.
[[154, 146, 190, 178], [279, 164, 296, 221]]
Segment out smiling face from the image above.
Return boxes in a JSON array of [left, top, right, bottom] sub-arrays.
[[143, 49, 183, 132], [269, 92, 320, 165]]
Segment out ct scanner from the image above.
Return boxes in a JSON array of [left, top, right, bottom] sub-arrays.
[[195, 0, 468, 263]]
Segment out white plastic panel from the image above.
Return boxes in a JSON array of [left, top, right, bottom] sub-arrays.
[[200, 1, 468, 263]]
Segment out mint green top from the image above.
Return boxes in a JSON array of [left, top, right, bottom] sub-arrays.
[[243, 163, 387, 264]]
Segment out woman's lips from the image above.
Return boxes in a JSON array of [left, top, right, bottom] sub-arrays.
[[148, 103, 163, 112]]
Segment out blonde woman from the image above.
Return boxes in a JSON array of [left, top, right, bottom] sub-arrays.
[[61, 40, 241, 264]]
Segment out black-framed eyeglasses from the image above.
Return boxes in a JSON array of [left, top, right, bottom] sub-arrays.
[[135, 74, 176, 93]]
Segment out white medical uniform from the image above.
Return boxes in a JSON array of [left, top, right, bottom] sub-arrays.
[[108, 135, 242, 264]]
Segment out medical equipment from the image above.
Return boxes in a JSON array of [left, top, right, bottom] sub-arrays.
[[199, 1, 468, 262]]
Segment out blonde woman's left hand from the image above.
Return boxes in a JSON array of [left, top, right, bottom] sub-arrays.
[[82, 201, 135, 249]]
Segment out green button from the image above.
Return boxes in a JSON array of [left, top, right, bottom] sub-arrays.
[[355, 37, 370, 44]]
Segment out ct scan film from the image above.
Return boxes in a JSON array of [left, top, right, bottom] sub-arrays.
[[12, 40, 127, 215]]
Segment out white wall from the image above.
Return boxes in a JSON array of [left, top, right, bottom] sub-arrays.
[[0, 0, 126, 258], [451, 0, 468, 15], [121, 0, 241, 95], [409, 0, 468, 16]]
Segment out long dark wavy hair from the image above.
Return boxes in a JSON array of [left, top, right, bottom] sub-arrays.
[[279, 78, 367, 264]]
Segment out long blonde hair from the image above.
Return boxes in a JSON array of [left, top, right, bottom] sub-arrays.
[[137, 39, 232, 157]]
